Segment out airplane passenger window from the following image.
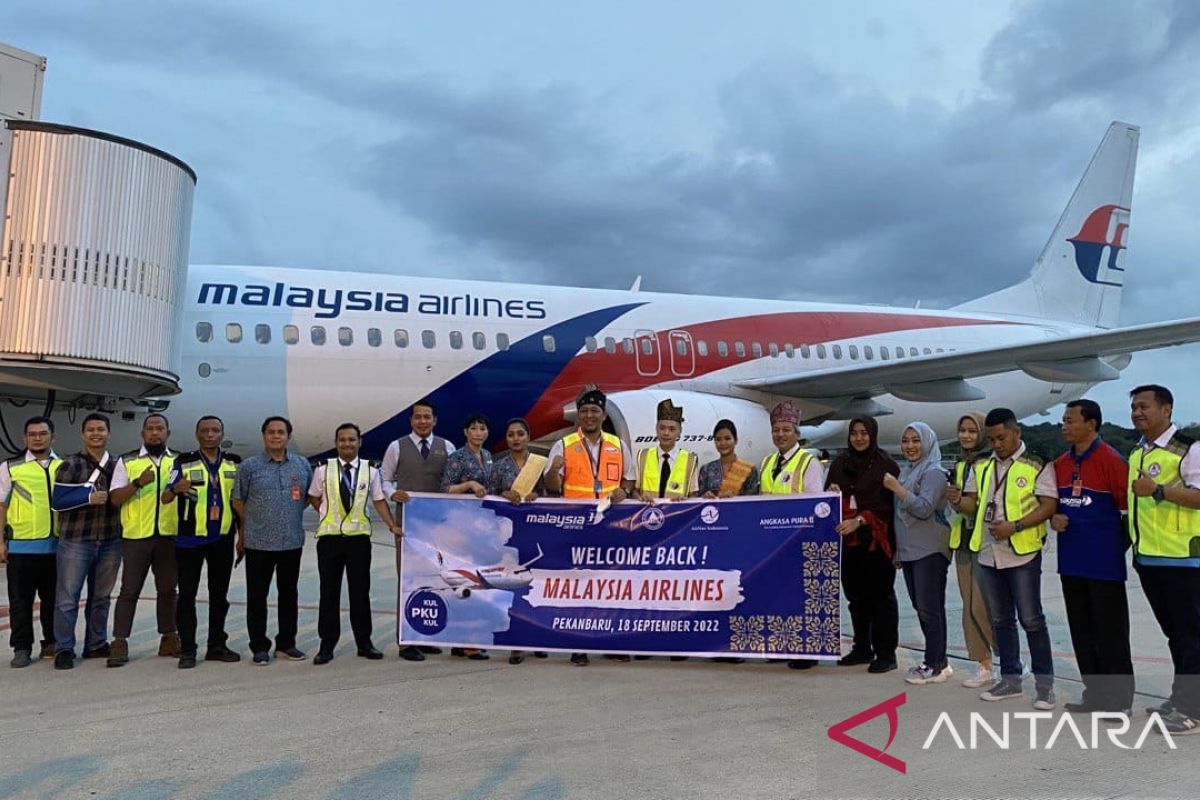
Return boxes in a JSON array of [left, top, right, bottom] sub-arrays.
[[717, 341, 729, 357], [641, 338, 653, 355], [697, 340, 708, 357], [422, 330, 436, 349], [849, 345, 859, 360], [543, 335, 556, 353], [338, 327, 353, 346], [255, 324, 271, 345], [311, 326, 326, 346], [895, 347, 905, 359], [585, 336, 598, 353], [800, 344, 811, 359], [785, 343, 795, 358], [195, 322, 212, 343], [735, 342, 746, 358], [604, 336, 617, 354], [368, 328, 382, 347], [923, 347, 932, 355], [864, 345, 873, 360], [936, 348, 945, 353], [496, 333, 510, 351], [880, 346, 890, 361], [623, 338, 635, 354], [832, 344, 843, 359], [752, 343, 763, 358], [675, 339, 687, 356], [395, 329, 409, 348], [909, 347, 919, 357], [198, 362, 211, 378], [769, 343, 779, 357], [449, 331, 463, 350], [225, 323, 242, 343], [472, 332, 486, 350], [816, 344, 826, 359], [283, 325, 299, 345]]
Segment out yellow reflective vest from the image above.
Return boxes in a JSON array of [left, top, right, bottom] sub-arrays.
[[949, 458, 982, 550], [119, 450, 177, 539], [1128, 433, 1200, 563], [174, 452, 239, 537], [317, 459, 373, 536], [636, 447, 697, 499], [969, 455, 1047, 555], [4, 455, 61, 540], [759, 448, 816, 495]]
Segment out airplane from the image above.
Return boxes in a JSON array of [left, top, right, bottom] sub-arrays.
[[4, 121, 1200, 468], [429, 545, 545, 599]]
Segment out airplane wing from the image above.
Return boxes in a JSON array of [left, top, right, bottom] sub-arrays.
[[735, 316, 1200, 406]]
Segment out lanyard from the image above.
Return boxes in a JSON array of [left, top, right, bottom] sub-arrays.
[[579, 432, 605, 497]]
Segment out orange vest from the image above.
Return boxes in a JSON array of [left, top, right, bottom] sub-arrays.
[[562, 430, 624, 499]]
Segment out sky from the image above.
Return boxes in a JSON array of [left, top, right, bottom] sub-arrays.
[[7, 0, 1200, 423]]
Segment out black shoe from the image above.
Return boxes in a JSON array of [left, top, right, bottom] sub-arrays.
[[509, 654, 525, 665], [398, 646, 426, 662], [669, 656, 689, 662], [313, 651, 334, 665], [712, 657, 745, 664], [570, 652, 589, 666], [788, 659, 817, 670], [867, 658, 897, 674], [82, 643, 111, 659], [204, 645, 242, 663], [603, 654, 631, 662], [451, 647, 466, 657], [356, 645, 384, 660], [417, 645, 442, 655], [178, 653, 197, 669], [467, 650, 490, 661], [533, 652, 548, 658], [633, 655, 652, 660], [1065, 701, 1103, 714], [1146, 699, 1174, 716], [837, 649, 874, 666], [54, 650, 74, 670]]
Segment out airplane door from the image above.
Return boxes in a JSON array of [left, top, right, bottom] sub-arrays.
[[668, 330, 695, 377], [634, 329, 661, 377]]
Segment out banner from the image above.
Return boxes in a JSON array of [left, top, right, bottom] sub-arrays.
[[397, 493, 842, 659]]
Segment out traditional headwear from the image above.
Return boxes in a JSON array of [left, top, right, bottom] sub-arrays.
[[656, 398, 684, 423], [769, 400, 802, 427], [576, 384, 607, 411]]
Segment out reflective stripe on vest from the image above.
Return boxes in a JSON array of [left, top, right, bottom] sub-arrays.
[[317, 459, 373, 536], [949, 459, 974, 550], [758, 449, 814, 495], [119, 452, 177, 539], [636, 448, 696, 499], [176, 457, 237, 537], [5, 457, 61, 540], [969, 457, 1046, 555], [1128, 436, 1200, 561], [562, 431, 624, 499]]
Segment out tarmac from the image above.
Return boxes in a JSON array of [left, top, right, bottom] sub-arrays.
[[0, 518, 1194, 800]]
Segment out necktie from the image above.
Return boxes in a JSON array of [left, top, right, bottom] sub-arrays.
[[420, 439, 430, 460], [659, 453, 671, 498], [340, 463, 354, 513], [772, 453, 784, 481]]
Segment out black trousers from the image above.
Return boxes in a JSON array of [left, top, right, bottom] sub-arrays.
[[841, 543, 899, 660], [6, 552, 56, 652], [1137, 563, 1200, 719], [317, 535, 373, 651], [175, 535, 235, 655], [1060, 574, 1135, 710], [245, 548, 302, 654]]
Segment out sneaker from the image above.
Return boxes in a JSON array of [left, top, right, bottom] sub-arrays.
[[54, 650, 75, 670], [252, 651, 271, 666], [905, 663, 953, 685], [178, 652, 197, 669], [204, 645, 242, 663], [158, 633, 182, 658], [1159, 710, 1200, 735], [961, 664, 994, 689], [837, 649, 873, 667], [275, 647, 307, 661], [106, 638, 129, 668], [10, 650, 32, 669], [867, 657, 897, 674], [39, 643, 56, 660], [1033, 687, 1057, 710], [980, 679, 1024, 702]]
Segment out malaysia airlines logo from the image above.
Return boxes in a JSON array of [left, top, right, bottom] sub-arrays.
[[1067, 204, 1130, 287]]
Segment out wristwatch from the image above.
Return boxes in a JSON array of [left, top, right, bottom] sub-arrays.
[[1013, 519, 1025, 532], [856, 516, 866, 528], [1153, 485, 1166, 503]]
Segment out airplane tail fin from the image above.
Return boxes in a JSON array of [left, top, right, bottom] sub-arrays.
[[955, 121, 1139, 329]]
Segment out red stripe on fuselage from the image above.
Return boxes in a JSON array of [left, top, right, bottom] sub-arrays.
[[451, 569, 486, 586], [522, 310, 1016, 436]]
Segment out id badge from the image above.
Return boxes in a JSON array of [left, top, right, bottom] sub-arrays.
[[209, 505, 221, 521], [291, 485, 302, 501], [984, 503, 997, 524], [1071, 474, 1082, 497], [593, 479, 603, 496]]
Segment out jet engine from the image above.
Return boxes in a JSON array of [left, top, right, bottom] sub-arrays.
[[452, 587, 472, 599]]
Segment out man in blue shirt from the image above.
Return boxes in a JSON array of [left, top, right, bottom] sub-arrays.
[[1050, 399, 1134, 714], [232, 416, 313, 665]]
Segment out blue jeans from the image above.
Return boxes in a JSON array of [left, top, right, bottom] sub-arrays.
[[976, 552, 1054, 689], [54, 537, 123, 654], [902, 553, 950, 671]]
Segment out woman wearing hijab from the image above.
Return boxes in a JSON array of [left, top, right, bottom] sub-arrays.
[[825, 417, 901, 674], [883, 422, 951, 685], [697, 419, 760, 497], [944, 412, 996, 689]]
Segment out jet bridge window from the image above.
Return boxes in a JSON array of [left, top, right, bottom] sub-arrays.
[[449, 330, 463, 350], [254, 324, 271, 345], [422, 330, 436, 349], [283, 325, 299, 345], [338, 327, 353, 346], [472, 332, 486, 350], [543, 335, 557, 353], [195, 322, 213, 343], [697, 340, 709, 357], [225, 323, 243, 343], [717, 341, 729, 357], [311, 326, 326, 346], [394, 329, 409, 348], [368, 328, 382, 347]]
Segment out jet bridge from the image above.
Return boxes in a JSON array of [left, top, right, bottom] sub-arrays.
[[0, 119, 195, 408]]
